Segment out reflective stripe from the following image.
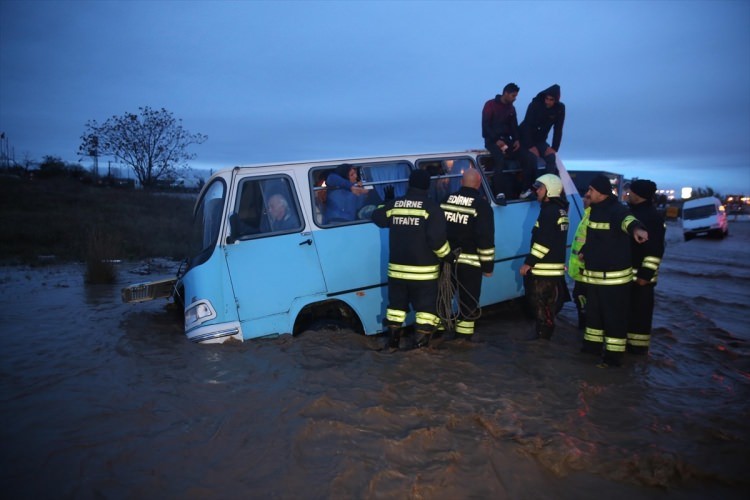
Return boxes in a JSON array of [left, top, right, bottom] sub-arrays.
[[478, 247, 495, 262], [605, 336, 627, 352], [456, 320, 474, 335], [627, 332, 650, 347], [386, 308, 407, 323], [557, 216, 570, 225], [531, 262, 565, 277], [388, 263, 440, 280], [632, 268, 658, 283], [642, 255, 661, 271], [440, 204, 477, 216], [622, 215, 637, 232], [584, 327, 604, 342], [386, 208, 429, 219], [457, 253, 481, 267], [530, 242, 549, 259], [415, 311, 440, 326], [588, 221, 610, 230], [582, 267, 633, 285], [434, 241, 451, 259]]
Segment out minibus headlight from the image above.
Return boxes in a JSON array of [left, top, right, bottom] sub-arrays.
[[185, 300, 217, 329]]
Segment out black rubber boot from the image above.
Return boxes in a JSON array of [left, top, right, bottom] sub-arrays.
[[386, 327, 401, 352], [599, 350, 623, 368], [538, 324, 553, 340], [413, 329, 431, 348]]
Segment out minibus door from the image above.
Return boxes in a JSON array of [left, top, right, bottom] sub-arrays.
[[223, 174, 326, 330]]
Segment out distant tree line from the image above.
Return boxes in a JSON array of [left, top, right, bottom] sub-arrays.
[[0, 155, 86, 179]]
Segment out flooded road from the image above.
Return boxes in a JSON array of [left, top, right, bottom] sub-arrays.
[[1, 222, 748, 499]]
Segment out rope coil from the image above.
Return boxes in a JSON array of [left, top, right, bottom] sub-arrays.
[[436, 249, 482, 334]]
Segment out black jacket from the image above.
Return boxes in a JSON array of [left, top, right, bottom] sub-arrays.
[[372, 187, 450, 278], [525, 197, 569, 278], [582, 196, 643, 277], [629, 200, 666, 283], [441, 186, 495, 274], [520, 85, 565, 151]]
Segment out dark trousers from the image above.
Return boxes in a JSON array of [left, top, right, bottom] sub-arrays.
[[520, 142, 558, 192], [582, 282, 630, 365], [453, 263, 483, 336], [572, 280, 588, 330], [528, 276, 559, 338], [486, 140, 525, 198], [386, 278, 439, 333], [627, 283, 655, 354]]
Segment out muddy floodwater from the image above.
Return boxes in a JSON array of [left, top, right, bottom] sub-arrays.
[[1, 222, 749, 499]]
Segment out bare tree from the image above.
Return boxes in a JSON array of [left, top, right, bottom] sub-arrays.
[[79, 107, 207, 187]]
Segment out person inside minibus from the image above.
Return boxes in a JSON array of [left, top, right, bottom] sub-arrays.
[[264, 193, 299, 232], [324, 163, 369, 223]]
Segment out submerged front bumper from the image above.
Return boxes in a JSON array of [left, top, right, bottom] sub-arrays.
[[184, 298, 243, 343], [186, 321, 243, 343]]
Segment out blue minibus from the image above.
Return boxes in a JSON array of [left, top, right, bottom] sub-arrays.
[[123, 151, 584, 343]]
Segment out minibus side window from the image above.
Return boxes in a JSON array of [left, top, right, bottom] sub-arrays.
[[230, 176, 303, 240], [479, 153, 547, 202], [311, 161, 412, 227], [416, 158, 474, 204], [187, 179, 226, 268]]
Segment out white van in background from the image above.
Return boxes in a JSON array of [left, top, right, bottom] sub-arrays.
[[681, 196, 728, 241]]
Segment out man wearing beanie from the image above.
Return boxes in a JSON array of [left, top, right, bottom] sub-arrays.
[[580, 174, 649, 367], [518, 84, 566, 199], [520, 173, 569, 340], [626, 180, 666, 354], [372, 169, 452, 350]]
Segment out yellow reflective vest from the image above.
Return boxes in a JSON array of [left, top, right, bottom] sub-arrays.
[[567, 207, 589, 282]]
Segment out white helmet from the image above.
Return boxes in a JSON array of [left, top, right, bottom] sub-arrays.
[[534, 174, 564, 197]]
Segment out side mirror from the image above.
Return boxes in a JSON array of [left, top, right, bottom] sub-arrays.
[[494, 193, 507, 206]]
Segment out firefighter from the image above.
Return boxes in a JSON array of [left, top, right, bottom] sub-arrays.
[[568, 193, 591, 330], [580, 175, 648, 367], [626, 179, 665, 354], [440, 167, 495, 341], [520, 174, 569, 339], [372, 169, 452, 350]]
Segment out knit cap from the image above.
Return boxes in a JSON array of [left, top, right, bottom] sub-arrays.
[[629, 179, 657, 199], [589, 175, 613, 196]]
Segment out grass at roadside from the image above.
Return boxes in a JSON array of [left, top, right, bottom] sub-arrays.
[[0, 176, 195, 265]]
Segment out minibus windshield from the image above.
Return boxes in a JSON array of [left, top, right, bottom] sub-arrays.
[[683, 204, 717, 220], [187, 179, 226, 268]]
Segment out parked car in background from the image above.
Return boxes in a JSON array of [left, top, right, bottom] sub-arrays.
[[681, 196, 728, 241]]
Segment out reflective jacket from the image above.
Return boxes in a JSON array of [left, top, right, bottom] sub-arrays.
[[441, 186, 495, 274], [525, 197, 569, 278], [629, 200, 665, 284], [567, 206, 590, 282], [372, 187, 450, 281], [581, 196, 643, 285]]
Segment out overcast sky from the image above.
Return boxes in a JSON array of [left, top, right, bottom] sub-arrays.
[[1, 0, 749, 195]]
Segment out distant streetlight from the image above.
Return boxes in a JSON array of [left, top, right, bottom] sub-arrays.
[[681, 187, 692, 199]]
